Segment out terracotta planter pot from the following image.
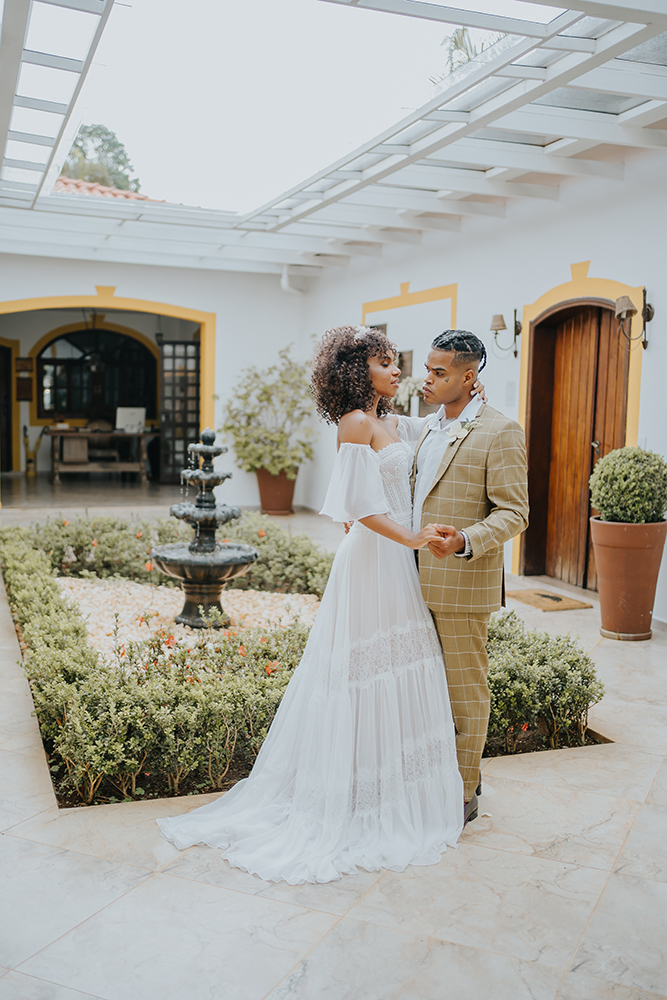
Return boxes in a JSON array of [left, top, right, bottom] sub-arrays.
[[589, 516, 667, 641], [255, 467, 297, 515]]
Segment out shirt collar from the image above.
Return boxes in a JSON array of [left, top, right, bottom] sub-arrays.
[[433, 396, 484, 430]]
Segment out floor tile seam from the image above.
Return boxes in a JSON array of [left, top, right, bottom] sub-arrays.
[[13, 872, 162, 975], [157, 866, 345, 915], [1, 805, 59, 834], [1, 828, 158, 875], [459, 836, 616, 873], [258, 911, 348, 1000], [342, 911, 570, 971], [3, 968, 107, 999]]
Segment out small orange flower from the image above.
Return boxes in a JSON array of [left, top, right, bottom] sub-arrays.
[[521, 723, 529, 732], [92, 538, 97, 547], [136, 531, 143, 538], [164, 634, 176, 648], [223, 537, 230, 543], [258, 528, 267, 538], [265, 665, 273, 675], [238, 645, 247, 657], [63, 519, 69, 526], [259, 637, 266, 643], [145, 561, 153, 572]]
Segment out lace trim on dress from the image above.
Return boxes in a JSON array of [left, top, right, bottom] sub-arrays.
[[348, 619, 443, 687], [351, 730, 455, 815]]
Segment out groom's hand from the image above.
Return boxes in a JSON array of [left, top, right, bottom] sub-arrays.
[[427, 525, 465, 559]]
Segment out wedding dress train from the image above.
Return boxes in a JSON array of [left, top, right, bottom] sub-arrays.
[[158, 437, 463, 883]]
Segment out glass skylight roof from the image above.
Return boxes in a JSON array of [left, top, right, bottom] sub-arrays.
[[532, 88, 647, 116], [406, 0, 565, 22]]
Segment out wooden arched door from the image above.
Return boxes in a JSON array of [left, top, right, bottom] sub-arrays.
[[521, 300, 630, 590]]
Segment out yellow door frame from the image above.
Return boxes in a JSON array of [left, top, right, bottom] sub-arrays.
[[512, 260, 644, 574], [0, 285, 216, 484]]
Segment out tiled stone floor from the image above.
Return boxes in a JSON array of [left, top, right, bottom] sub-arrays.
[[0, 507, 666, 999]]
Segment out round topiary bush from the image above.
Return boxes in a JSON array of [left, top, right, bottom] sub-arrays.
[[589, 446, 667, 523]]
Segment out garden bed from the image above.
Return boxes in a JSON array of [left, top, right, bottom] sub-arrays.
[[0, 514, 606, 809]]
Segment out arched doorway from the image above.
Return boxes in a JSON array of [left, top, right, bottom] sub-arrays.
[[521, 298, 630, 590]]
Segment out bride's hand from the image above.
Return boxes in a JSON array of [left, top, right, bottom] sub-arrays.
[[471, 379, 487, 402], [411, 524, 443, 550], [428, 524, 465, 559]]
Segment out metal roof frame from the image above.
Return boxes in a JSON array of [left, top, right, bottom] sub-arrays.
[[0, 0, 666, 276]]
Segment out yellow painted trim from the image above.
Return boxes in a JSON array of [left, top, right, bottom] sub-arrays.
[[362, 280, 458, 326], [511, 260, 644, 574], [27, 319, 161, 428], [0, 336, 21, 477], [0, 284, 217, 459]]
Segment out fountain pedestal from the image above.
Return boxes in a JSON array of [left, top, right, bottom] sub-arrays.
[[150, 429, 258, 628]]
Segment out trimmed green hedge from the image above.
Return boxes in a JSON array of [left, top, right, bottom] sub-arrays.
[[24, 510, 334, 597], [0, 524, 604, 807]]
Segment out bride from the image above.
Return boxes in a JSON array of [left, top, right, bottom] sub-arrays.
[[159, 326, 474, 884]]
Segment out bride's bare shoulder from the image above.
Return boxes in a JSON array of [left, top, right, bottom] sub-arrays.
[[338, 410, 373, 444]]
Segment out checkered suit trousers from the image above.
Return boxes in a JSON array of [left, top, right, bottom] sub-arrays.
[[412, 404, 529, 798]]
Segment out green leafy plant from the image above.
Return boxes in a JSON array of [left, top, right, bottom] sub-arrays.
[[225, 511, 333, 596], [220, 346, 316, 478], [589, 446, 667, 523], [487, 611, 604, 752]]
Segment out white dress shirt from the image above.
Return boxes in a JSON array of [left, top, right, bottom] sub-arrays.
[[412, 396, 484, 541]]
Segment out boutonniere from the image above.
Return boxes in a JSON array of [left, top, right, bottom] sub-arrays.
[[447, 418, 480, 446]]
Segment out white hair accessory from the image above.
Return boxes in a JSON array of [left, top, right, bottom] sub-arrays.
[[353, 325, 371, 340]]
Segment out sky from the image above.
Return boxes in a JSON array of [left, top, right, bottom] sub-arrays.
[[64, 0, 491, 213], [30, 0, 565, 214]]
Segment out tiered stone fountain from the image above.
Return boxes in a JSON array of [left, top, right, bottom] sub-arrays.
[[150, 428, 258, 628]]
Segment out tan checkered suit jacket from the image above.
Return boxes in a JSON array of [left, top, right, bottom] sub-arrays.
[[411, 403, 529, 614]]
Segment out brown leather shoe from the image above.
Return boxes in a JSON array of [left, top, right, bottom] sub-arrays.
[[464, 792, 479, 826]]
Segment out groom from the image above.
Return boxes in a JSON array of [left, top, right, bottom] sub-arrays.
[[411, 330, 529, 825]]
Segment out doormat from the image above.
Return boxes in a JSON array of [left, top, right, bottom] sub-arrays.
[[507, 589, 593, 612]]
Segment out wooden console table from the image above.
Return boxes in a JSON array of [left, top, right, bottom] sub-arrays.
[[46, 430, 159, 484]]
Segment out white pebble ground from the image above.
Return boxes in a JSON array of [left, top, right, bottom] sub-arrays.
[[57, 577, 320, 658]]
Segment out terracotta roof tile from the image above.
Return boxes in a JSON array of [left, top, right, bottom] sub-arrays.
[[53, 176, 162, 202]]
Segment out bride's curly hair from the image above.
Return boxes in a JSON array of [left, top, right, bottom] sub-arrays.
[[311, 326, 398, 425]]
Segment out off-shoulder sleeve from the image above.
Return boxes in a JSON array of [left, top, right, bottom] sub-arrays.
[[396, 414, 427, 444], [319, 443, 389, 522]]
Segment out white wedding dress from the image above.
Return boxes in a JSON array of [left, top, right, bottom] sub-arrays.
[[158, 437, 464, 883]]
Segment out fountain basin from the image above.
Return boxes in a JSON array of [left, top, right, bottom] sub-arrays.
[[151, 541, 257, 628]]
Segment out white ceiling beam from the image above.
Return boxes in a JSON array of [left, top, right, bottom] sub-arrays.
[[302, 201, 462, 232], [283, 220, 422, 244], [0, 0, 31, 155], [267, 19, 660, 231], [343, 187, 506, 217], [7, 130, 56, 147], [299, 252, 349, 268], [572, 64, 667, 101], [618, 99, 667, 125], [381, 163, 561, 199], [317, 0, 582, 37], [426, 139, 624, 178], [36, 0, 107, 13], [21, 49, 84, 73], [13, 95, 68, 114], [518, 0, 667, 22], [496, 105, 667, 146], [327, 239, 383, 257], [546, 137, 606, 155]]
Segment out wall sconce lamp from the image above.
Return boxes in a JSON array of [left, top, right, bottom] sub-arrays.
[[490, 309, 522, 358], [615, 290, 654, 350]]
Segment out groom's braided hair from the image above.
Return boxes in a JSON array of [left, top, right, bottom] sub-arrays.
[[432, 330, 487, 373], [311, 326, 398, 425]]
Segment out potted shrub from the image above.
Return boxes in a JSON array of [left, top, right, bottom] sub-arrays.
[[589, 446, 667, 640], [220, 346, 316, 515]]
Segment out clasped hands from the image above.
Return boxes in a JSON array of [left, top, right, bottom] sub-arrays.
[[343, 520, 464, 558], [416, 523, 465, 558]]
